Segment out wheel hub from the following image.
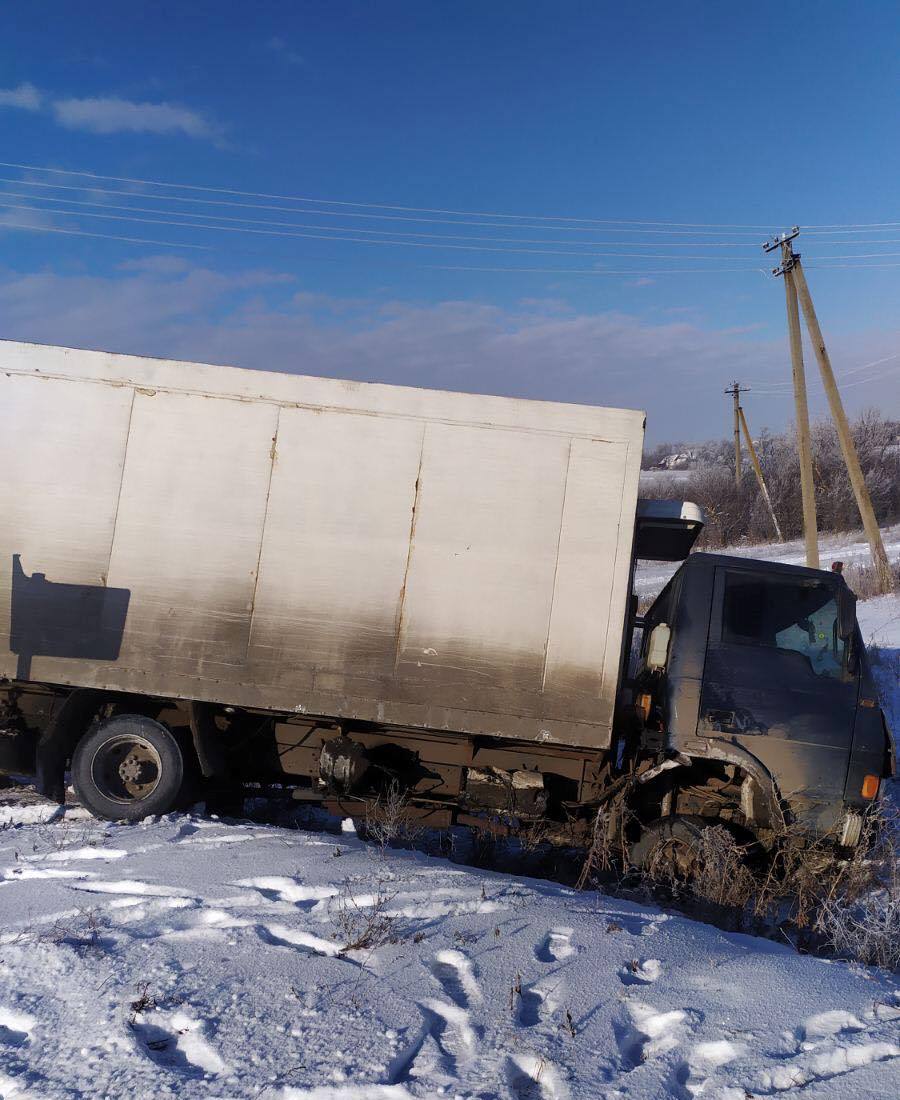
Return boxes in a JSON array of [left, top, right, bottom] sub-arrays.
[[119, 754, 144, 783], [90, 733, 163, 805]]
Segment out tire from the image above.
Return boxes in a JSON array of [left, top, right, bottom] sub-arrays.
[[72, 714, 185, 822], [628, 815, 713, 881]]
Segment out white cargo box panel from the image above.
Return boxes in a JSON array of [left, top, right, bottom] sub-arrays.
[[0, 340, 644, 750]]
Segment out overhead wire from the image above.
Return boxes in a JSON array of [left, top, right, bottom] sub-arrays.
[[0, 176, 777, 236], [3, 164, 900, 283], [0, 160, 791, 228], [0, 220, 209, 249], [0, 199, 774, 262], [736, 351, 900, 396], [0, 188, 770, 255], [11, 180, 900, 250]]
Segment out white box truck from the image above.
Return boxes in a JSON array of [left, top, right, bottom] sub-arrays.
[[0, 340, 891, 859]]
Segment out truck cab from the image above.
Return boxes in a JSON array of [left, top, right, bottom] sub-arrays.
[[632, 551, 895, 848]]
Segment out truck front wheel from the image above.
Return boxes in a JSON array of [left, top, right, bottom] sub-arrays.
[[628, 815, 713, 882], [72, 715, 185, 822]]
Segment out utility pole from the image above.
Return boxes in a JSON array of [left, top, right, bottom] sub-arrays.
[[765, 228, 819, 568], [724, 381, 748, 486], [737, 403, 783, 541], [765, 228, 894, 591]]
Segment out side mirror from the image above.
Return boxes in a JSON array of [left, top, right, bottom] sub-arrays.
[[836, 581, 857, 640]]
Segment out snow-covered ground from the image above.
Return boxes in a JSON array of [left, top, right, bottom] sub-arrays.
[[858, 594, 900, 748], [0, 799, 897, 1100], [634, 523, 900, 599]]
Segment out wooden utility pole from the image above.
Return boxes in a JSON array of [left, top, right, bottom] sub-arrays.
[[765, 228, 819, 568], [765, 227, 893, 591], [784, 265, 820, 569], [791, 258, 894, 591], [737, 404, 783, 541], [724, 381, 748, 486]]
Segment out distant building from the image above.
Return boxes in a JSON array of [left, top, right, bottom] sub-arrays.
[[656, 449, 699, 471]]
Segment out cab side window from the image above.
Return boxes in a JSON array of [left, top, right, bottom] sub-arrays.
[[722, 573, 846, 680]]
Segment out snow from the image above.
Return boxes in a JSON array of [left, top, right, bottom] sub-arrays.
[[0, 800, 896, 1098], [635, 522, 900, 598], [858, 594, 900, 744]]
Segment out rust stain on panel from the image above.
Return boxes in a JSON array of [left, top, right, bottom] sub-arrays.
[[393, 424, 427, 669]]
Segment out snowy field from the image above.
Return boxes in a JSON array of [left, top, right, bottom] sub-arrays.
[[0, 536, 894, 1098], [634, 523, 900, 599], [0, 799, 897, 1100]]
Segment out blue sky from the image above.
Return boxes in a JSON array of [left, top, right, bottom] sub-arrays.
[[1, 1, 899, 441]]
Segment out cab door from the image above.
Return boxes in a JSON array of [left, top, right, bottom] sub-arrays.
[[697, 567, 859, 831]]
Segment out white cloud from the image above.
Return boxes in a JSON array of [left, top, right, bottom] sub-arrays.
[[117, 254, 194, 276], [0, 207, 56, 230], [0, 261, 895, 443], [52, 96, 215, 139], [0, 79, 218, 141], [0, 82, 42, 111], [266, 36, 304, 65]]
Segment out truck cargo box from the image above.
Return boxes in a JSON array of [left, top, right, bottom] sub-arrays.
[[0, 340, 644, 750]]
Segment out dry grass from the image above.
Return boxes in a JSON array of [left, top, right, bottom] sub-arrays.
[[330, 877, 401, 954], [362, 780, 424, 857], [634, 803, 900, 967], [843, 556, 900, 600], [814, 806, 900, 969], [575, 808, 622, 890]]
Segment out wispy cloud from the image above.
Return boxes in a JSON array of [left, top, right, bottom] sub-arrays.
[[0, 83, 42, 110], [0, 206, 56, 230], [2, 258, 892, 441], [52, 96, 216, 138], [0, 82, 218, 142], [266, 36, 304, 66]]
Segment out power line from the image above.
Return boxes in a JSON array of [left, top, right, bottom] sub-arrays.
[[10, 161, 900, 241], [0, 220, 209, 249], [12, 177, 900, 251], [425, 263, 765, 275], [0, 175, 776, 236], [0, 160, 794, 229], [12, 181, 900, 250], [0, 218, 765, 277], [0, 189, 769, 256], [0, 199, 773, 262]]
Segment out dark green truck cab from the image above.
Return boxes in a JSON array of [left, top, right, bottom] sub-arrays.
[[633, 553, 895, 848]]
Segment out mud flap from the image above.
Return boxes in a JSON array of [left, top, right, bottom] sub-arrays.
[[35, 690, 103, 804]]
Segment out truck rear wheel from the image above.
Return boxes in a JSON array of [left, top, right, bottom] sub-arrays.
[[72, 715, 185, 822]]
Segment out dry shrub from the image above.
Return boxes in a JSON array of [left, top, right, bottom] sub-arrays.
[[843, 557, 900, 600], [576, 807, 626, 890], [636, 803, 900, 968], [813, 805, 900, 969], [654, 824, 757, 911], [362, 779, 423, 857], [647, 409, 900, 553], [330, 877, 401, 953]]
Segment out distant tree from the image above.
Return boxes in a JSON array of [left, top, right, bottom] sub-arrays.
[[647, 410, 900, 547]]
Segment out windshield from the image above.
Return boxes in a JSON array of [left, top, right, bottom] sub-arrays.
[[723, 572, 848, 680]]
